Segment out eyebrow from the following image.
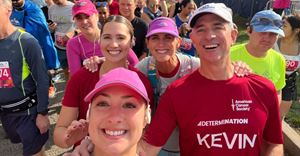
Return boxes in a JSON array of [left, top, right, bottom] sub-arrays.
[[97, 92, 135, 99]]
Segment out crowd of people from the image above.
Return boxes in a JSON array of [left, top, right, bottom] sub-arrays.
[[0, 0, 300, 155]]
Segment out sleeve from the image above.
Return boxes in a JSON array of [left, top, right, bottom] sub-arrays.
[[262, 86, 284, 144], [62, 70, 82, 107], [66, 37, 82, 76], [143, 87, 177, 146], [275, 55, 286, 91], [127, 49, 139, 66], [23, 34, 49, 113], [24, 5, 60, 69]]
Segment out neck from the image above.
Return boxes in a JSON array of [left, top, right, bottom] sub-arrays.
[[0, 24, 16, 39], [100, 59, 128, 76], [198, 59, 234, 80], [281, 35, 298, 43], [126, 14, 135, 22], [156, 55, 178, 74], [178, 12, 189, 21], [93, 145, 138, 156], [83, 29, 101, 42], [245, 43, 267, 58]]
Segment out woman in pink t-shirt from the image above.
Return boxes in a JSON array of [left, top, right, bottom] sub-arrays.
[[66, 0, 138, 76]]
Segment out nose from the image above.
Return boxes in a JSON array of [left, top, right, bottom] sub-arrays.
[[107, 107, 123, 124], [109, 38, 119, 48], [204, 30, 216, 41]]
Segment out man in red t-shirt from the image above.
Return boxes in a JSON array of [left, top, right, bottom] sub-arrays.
[[140, 3, 284, 156]]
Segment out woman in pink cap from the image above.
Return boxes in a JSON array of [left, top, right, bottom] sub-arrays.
[[83, 67, 151, 156], [53, 15, 153, 148], [66, 0, 138, 77]]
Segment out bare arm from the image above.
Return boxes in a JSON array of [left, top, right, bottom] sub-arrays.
[[54, 106, 81, 148], [261, 140, 283, 156], [159, 0, 168, 17], [168, 3, 176, 17], [277, 90, 282, 106]]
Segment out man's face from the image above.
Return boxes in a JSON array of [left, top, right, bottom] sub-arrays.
[[247, 29, 278, 54], [181, 2, 195, 16], [11, 0, 24, 9], [119, 0, 136, 19], [190, 13, 237, 64]]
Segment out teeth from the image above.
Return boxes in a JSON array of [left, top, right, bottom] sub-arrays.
[[105, 130, 126, 136], [204, 44, 218, 49], [108, 50, 120, 55], [156, 50, 167, 54]]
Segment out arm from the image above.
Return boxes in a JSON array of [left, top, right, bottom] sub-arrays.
[[159, 0, 168, 17], [168, 3, 176, 17], [54, 106, 88, 148], [277, 90, 282, 106], [261, 140, 283, 156]]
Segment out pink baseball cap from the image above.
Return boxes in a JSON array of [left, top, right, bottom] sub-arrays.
[[72, 0, 98, 18], [146, 17, 179, 38], [84, 67, 150, 104]]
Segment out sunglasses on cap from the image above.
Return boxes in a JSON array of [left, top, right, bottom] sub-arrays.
[[94, 1, 108, 7], [251, 17, 283, 29], [74, 1, 88, 7]]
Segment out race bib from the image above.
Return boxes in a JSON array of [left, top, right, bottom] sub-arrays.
[[55, 32, 68, 47], [0, 61, 15, 88]]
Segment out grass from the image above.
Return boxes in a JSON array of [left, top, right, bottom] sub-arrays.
[[234, 15, 300, 130]]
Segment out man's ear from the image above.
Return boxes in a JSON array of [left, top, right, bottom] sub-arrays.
[[231, 28, 238, 45]]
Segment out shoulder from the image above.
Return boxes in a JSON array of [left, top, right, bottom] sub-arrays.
[[133, 17, 148, 27], [268, 48, 285, 60], [231, 43, 246, 53], [18, 31, 39, 45], [244, 74, 277, 94]]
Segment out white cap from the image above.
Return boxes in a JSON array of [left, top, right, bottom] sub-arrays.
[[188, 3, 233, 28]]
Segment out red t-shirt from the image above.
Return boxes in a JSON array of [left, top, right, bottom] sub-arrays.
[[62, 64, 153, 121], [144, 71, 283, 156], [109, 1, 119, 15]]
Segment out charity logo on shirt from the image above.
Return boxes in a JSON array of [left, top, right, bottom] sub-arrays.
[[286, 60, 299, 71], [0, 61, 15, 88], [231, 99, 252, 111]]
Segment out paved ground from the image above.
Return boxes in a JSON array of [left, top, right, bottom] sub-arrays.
[[0, 75, 72, 156]]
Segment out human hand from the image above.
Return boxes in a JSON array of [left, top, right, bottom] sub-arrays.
[[48, 22, 57, 32], [63, 136, 94, 156], [36, 114, 50, 134], [64, 119, 89, 147], [83, 56, 105, 72], [232, 61, 252, 77]]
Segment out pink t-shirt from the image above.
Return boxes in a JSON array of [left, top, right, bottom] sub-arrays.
[[144, 71, 283, 156], [66, 34, 139, 76], [273, 0, 291, 9]]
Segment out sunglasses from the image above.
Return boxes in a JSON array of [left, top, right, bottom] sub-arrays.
[[74, 1, 88, 7], [252, 17, 283, 29], [94, 2, 108, 7]]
